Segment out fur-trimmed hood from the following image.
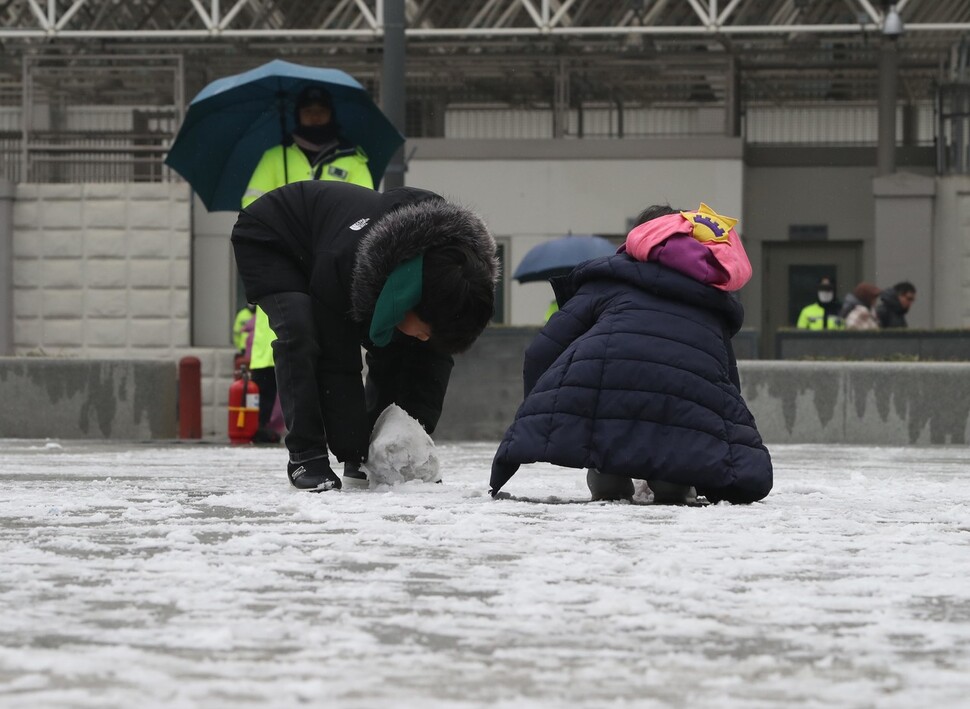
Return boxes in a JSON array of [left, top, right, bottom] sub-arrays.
[[350, 198, 498, 322]]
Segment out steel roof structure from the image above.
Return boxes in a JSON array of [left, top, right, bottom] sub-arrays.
[[0, 1, 968, 117], [0, 0, 966, 40]]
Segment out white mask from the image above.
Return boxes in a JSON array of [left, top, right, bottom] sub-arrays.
[[818, 290, 834, 304]]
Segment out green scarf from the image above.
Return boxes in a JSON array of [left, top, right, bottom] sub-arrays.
[[368, 253, 424, 347]]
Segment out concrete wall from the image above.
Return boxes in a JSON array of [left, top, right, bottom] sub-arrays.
[[406, 138, 745, 326], [775, 330, 970, 361], [932, 175, 970, 327], [0, 357, 176, 439], [3, 340, 969, 447], [437, 328, 970, 447], [741, 361, 970, 445], [873, 172, 936, 327], [9, 182, 234, 436], [192, 194, 238, 347], [12, 182, 191, 353], [0, 179, 13, 355]]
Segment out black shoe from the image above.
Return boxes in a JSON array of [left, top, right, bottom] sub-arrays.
[[342, 461, 368, 488], [586, 469, 634, 502], [251, 427, 281, 445], [287, 459, 341, 492], [648, 480, 697, 505]]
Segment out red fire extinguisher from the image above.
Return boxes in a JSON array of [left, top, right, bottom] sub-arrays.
[[228, 366, 260, 444]]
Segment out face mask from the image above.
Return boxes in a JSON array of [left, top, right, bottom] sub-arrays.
[[818, 290, 834, 304], [293, 123, 338, 145]]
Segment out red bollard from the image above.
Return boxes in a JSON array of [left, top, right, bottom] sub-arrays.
[[178, 356, 202, 439]]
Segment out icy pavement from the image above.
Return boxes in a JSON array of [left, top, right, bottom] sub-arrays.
[[1, 441, 968, 709]]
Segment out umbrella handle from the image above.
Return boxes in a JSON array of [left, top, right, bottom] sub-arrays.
[[277, 90, 289, 184]]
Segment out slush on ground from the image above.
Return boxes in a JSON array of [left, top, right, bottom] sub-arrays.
[[1, 439, 968, 708]]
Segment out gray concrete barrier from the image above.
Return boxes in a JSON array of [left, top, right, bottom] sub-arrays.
[[775, 329, 970, 361], [740, 361, 970, 445], [437, 328, 970, 446], [4, 340, 969, 447], [0, 358, 177, 440]]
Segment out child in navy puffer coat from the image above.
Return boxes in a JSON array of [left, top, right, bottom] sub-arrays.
[[490, 203, 772, 505]]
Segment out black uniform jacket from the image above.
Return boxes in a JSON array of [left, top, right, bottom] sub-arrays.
[[231, 181, 452, 461]]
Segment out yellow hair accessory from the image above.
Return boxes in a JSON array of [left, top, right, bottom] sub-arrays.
[[680, 203, 738, 245]]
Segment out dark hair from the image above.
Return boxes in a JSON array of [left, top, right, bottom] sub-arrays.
[[892, 281, 916, 296], [634, 204, 681, 226], [294, 85, 336, 127], [852, 282, 881, 305], [296, 85, 333, 110], [413, 243, 497, 354]]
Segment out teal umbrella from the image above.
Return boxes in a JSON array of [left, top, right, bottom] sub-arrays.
[[165, 59, 404, 212], [513, 235, 619, 283]]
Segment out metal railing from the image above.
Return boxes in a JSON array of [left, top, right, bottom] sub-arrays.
[[22, 130, 176, 183], [746, 101, 935, 146]]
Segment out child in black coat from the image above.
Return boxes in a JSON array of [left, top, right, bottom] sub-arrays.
[[490, 203, 771, 505]]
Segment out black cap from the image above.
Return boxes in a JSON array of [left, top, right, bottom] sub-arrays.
[[818, 276, 835, 291], [296, 85, 333, 110]]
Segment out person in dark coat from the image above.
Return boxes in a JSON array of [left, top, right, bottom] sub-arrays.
[[490, 203, 772, 505], [232, 180, 499, 491], [874, 281, 916, 329]]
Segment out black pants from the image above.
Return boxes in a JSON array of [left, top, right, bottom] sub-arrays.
[[258, 291, 455, 466], [257, 292, 333, 465]]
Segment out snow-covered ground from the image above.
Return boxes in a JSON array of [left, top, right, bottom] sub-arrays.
[[1, 439, 968, 708]]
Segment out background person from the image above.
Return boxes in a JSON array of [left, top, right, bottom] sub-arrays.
[[841, 282, 882, 331], [875, 281, 917, 329], [796, 276, 844, 330], [243, 85, 376, 445], [231, 303, 256, 353]]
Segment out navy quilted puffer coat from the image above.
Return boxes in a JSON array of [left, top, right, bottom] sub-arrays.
[[490, 254, 772, 504]]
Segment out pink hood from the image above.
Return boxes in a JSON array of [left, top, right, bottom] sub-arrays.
[[622, 203, 752, 291]]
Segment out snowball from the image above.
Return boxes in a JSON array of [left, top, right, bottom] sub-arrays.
[[362, 404, 441, 486]]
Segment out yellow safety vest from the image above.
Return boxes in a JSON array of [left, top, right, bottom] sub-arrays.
[[232, 306, 254, 350], [545, 300, 559, 322], [796, 303, 845, 330], [242, 143, 372, 208]]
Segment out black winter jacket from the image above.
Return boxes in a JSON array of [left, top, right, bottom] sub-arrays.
[[231, 181, 486, 457], [490, 254, 772, 504], [874, 289, 909, 328]]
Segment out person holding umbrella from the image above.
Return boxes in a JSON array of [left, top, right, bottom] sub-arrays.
[[231, 180, 499, 492], [243, 85, 375, 444], [166, 59, 402, 211], [242, 84, 373, 207]]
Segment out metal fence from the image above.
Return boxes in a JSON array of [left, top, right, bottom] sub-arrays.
[[746, 101, 936, 146], [0, 54, 183, 184], [441, 103, 730, 140], [0, 52, 947, 183]]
